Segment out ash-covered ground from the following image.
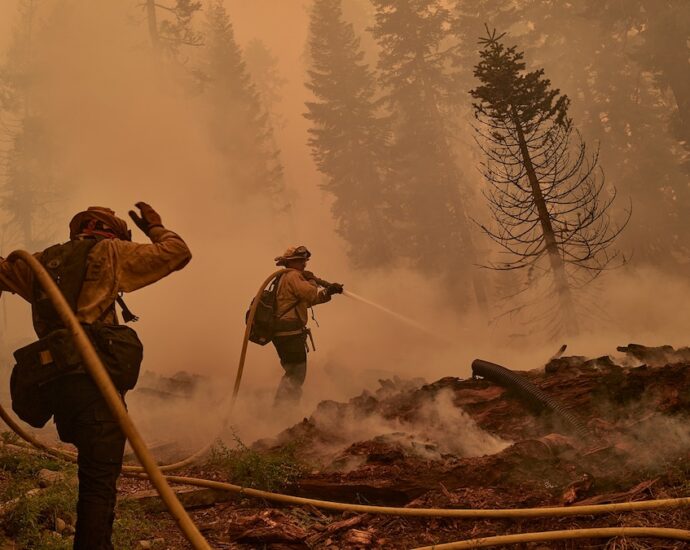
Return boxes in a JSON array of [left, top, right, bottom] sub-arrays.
[[122, 343, 690, 549], [4, 344, 690, 549]]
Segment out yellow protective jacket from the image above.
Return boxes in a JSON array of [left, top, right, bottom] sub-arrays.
[[274, 269, 330, 328], [0, 226, 191, 332]]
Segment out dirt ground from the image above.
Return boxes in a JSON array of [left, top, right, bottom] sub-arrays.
[[116, 343, 690, 549], [4, 343, 690, 549]]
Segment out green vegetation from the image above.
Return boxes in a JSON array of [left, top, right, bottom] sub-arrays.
[[207, 437, 307, 491], [0, 442, 77, 549], [112, 499, 169, 550], [2, 481, 77, 550], [0, 445, 75, 502], [0, 441, 165, 549], [0, 431, 20, 445]]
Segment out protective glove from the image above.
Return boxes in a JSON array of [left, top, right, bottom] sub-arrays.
[[326, 282, 344, 295], [128, 202, 163, 235]]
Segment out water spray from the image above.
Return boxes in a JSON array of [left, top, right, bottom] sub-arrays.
[[342, 289, 446, 341], [312, 276, 450, 342]]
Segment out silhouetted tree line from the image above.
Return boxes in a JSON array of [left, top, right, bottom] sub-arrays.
[[306, 0, 489, 312]]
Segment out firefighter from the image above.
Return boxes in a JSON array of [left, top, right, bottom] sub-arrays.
[[272, 245, 343, 406], [0, 203, 191, 550]]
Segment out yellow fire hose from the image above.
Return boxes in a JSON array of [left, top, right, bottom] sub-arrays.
[[231, 268, 286, 405], [5, 251, 212, 550], [0, 403, 77, 461], [410, 527, 690, 549], [136, 473, 690, 519], [2, 258, 690, 549]]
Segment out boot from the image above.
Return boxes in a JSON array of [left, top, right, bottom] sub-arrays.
[[273, 361, 306, 407]]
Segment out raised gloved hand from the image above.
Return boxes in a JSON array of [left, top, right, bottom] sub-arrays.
[[326, 282, 344, 295], [128, 202, 163, 235]]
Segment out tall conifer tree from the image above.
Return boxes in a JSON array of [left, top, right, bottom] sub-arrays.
[[371, 0, 487, 310], [200, 1, 287, 213], [304, 0, 391, 267], [245, 39, 287, 130]]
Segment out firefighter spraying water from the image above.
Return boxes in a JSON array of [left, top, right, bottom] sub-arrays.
[[244, 246, 451, 408]]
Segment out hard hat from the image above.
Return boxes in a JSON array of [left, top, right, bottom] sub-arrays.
[[274, 245, 311, 266], [69, 206, 131, 241]]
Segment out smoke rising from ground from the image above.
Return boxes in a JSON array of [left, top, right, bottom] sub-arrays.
[[0, 1, 689, 451], [309, 388, 511, 462]]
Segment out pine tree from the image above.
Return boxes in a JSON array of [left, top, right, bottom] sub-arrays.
[[471, 29, 629, 336], [244, 39, 286, 130], [304, 0, 391, 267], [199, 0, 287, 213], [588, 0, 690, 146], [370, 0, 488, 310], [452, 0, 518, 86]]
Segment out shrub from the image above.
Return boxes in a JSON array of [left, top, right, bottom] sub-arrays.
[[207, 437, 306, 491]]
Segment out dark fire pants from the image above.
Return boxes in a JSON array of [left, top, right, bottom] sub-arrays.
[[272, 331, 308, 405], [50, 374, 126, 550]]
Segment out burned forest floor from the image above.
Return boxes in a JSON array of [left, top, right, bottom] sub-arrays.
[[2, 343, 690, 549]]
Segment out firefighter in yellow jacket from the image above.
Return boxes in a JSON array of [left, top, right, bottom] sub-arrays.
[[273, 246, 342, 405], [0, 203, 191, 550]]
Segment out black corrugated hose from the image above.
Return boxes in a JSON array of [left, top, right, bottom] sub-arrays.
[[471, 359, 591, 440]]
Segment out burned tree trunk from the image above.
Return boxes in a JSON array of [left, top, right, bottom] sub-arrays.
[[511, 107, 579, 335]]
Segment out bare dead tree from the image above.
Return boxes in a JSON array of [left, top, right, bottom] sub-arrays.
[[470, 28, 630, 337]]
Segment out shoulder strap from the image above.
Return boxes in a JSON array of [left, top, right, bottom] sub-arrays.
[[32, 239, 98, 336], [32, 239, 140, 335], [273, 271, 304, 320]]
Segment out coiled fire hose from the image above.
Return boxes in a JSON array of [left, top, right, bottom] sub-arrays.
[[4, 251, 212, 550], [2, 259, 690, 548]]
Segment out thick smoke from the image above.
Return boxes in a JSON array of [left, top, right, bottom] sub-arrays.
[[308, 388, 512, 462], [0, 1, 688, 453]]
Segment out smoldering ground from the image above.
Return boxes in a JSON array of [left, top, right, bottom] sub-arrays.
[[0, 1, 690, 459]]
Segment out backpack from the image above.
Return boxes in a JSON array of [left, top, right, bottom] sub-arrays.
[[245, 274, 283, 346], [10, 239, 143, 428]]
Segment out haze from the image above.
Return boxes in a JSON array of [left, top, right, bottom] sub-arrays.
[[1, 0, 688, 440]]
